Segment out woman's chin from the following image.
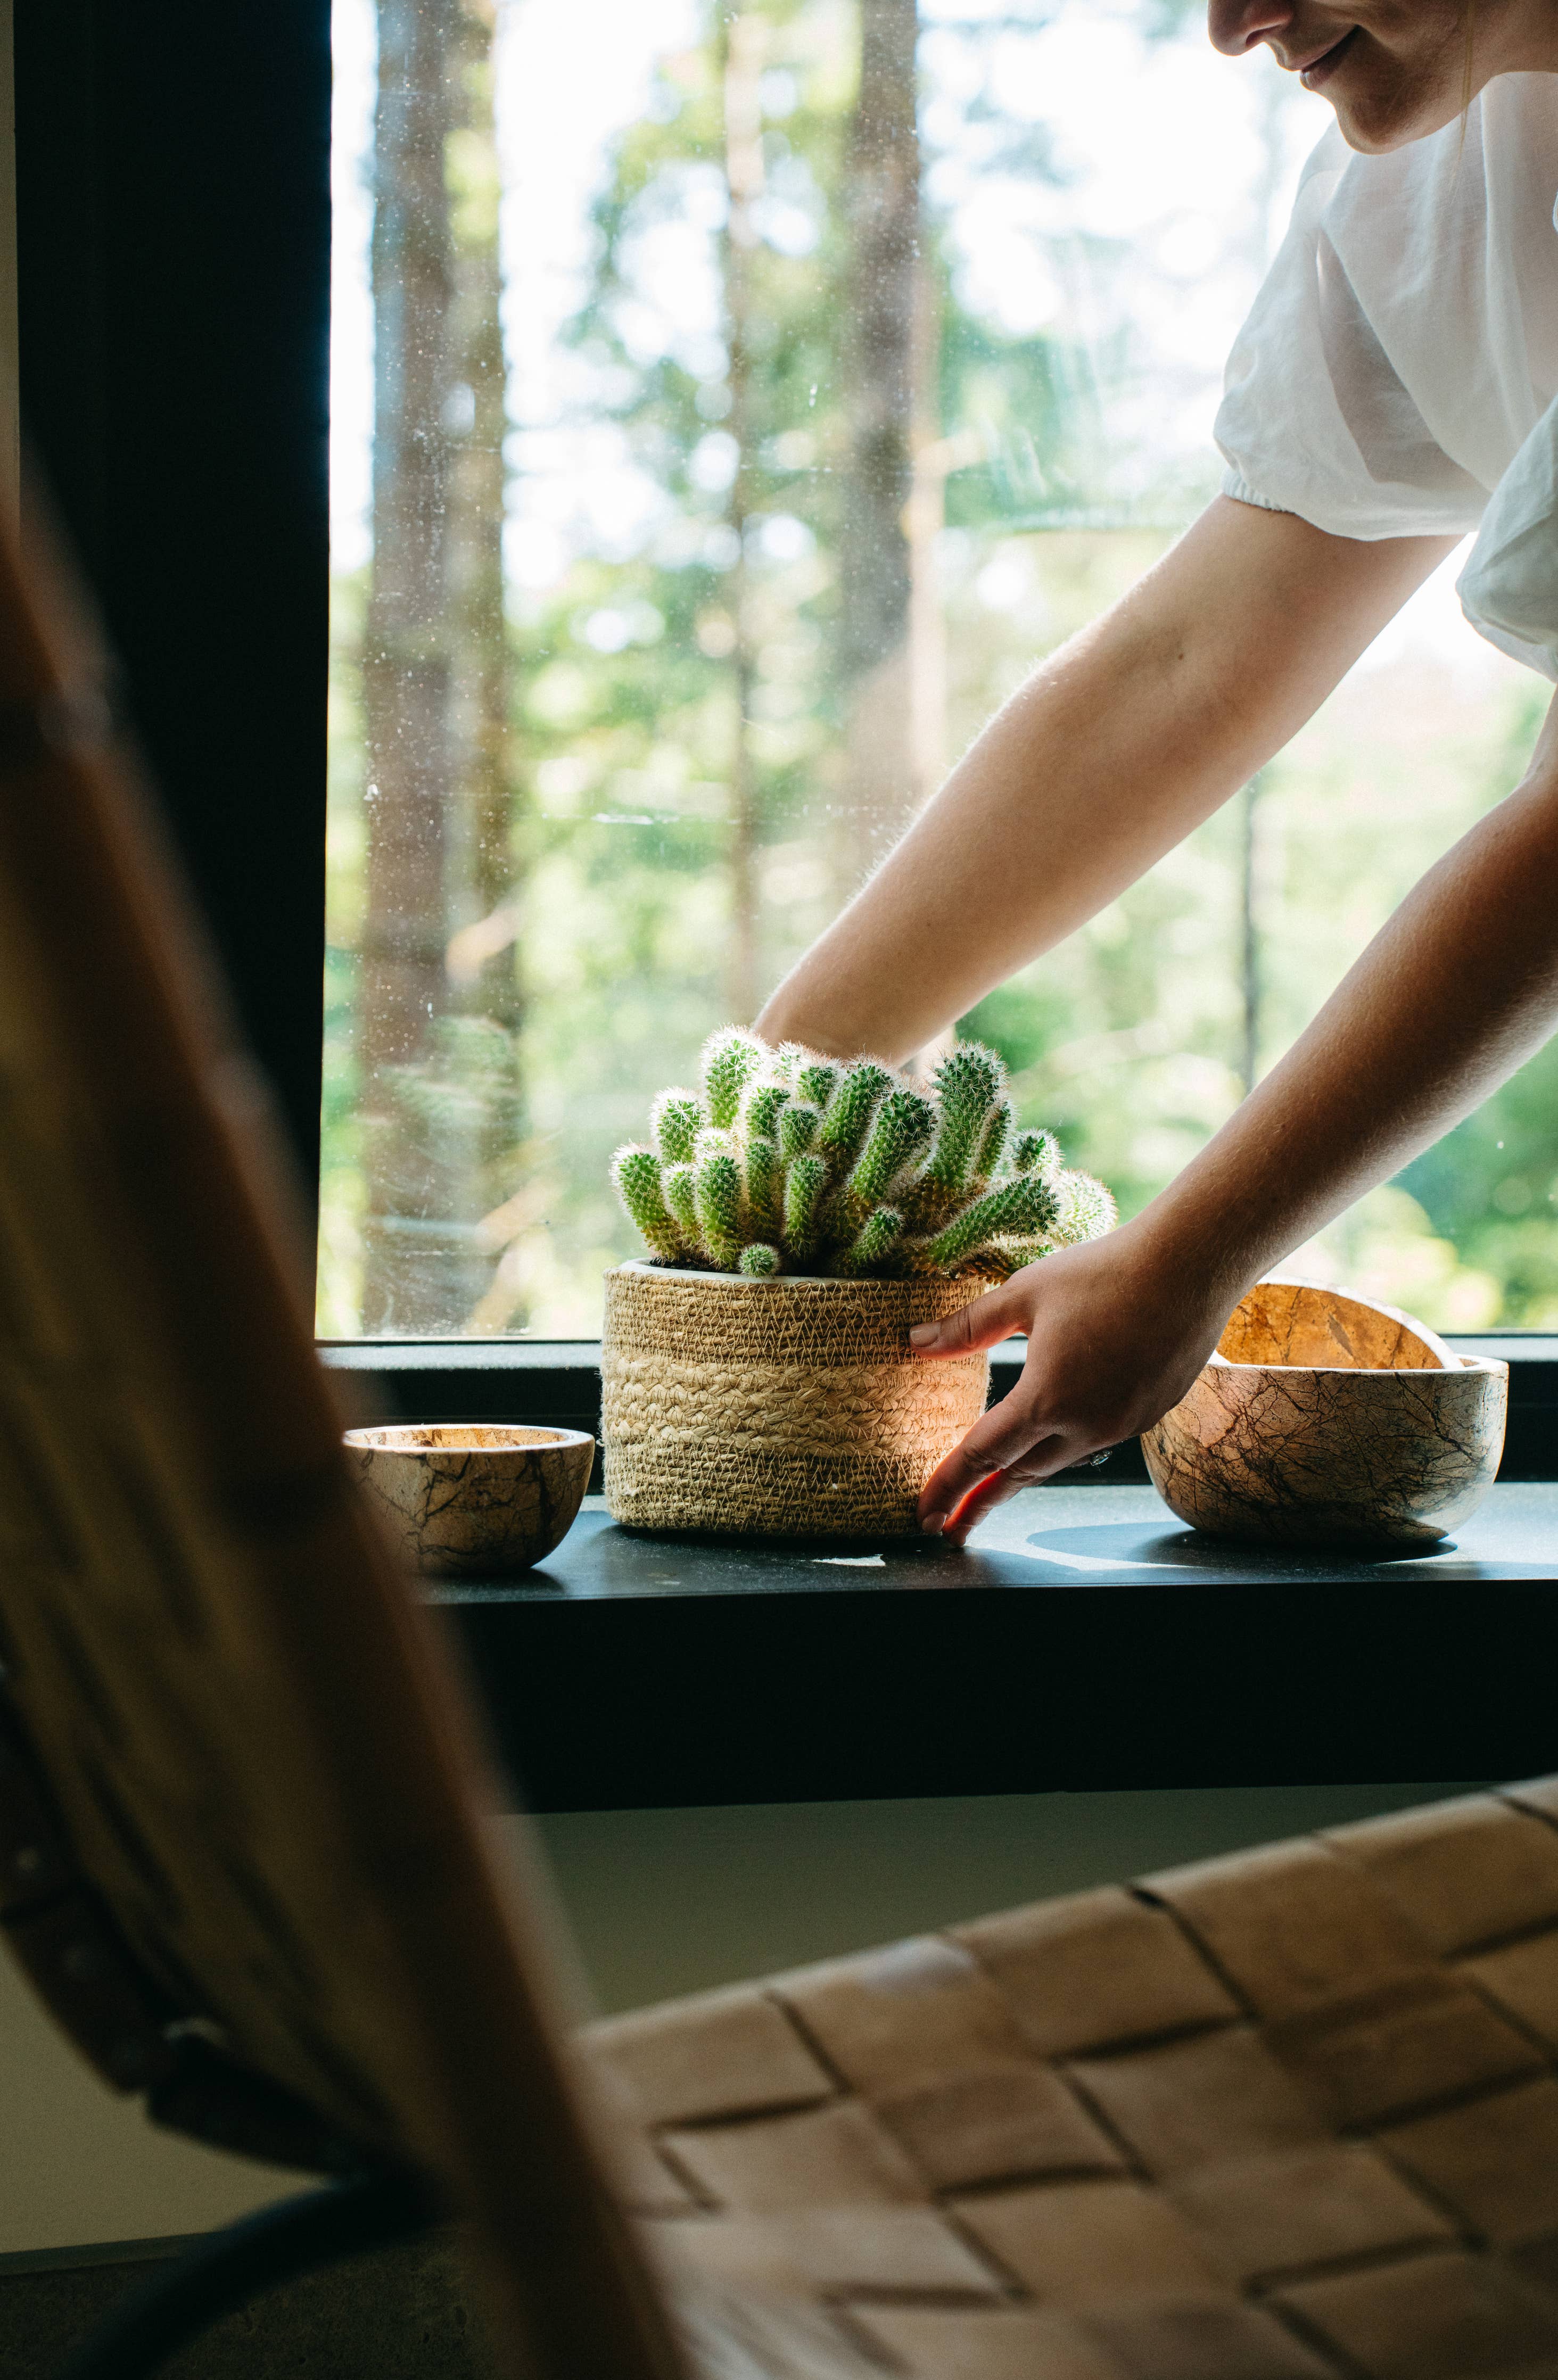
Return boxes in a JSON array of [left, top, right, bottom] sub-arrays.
[[1326, 48, 1476, 154], [1331, 84, 1468, 154]]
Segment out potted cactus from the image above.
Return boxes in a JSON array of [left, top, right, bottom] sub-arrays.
[[602, 1030, 1116, 1539]]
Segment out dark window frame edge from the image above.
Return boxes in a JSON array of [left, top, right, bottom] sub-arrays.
[[320, 1335, 1558, 1485]]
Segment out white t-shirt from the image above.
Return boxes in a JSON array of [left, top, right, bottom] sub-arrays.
[[1215, 72, 1558, 678]]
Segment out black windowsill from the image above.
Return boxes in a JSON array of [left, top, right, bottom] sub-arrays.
[[318, 1340, 1558, 1814], [431, 1481, 1558, 1813]]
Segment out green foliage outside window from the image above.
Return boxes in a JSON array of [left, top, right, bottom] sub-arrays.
[[321, 0, 1558, 1339]]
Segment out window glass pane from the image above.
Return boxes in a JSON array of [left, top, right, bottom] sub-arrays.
[[323, 0, 1553, 1340]]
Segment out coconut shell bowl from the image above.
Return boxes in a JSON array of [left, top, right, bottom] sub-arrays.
[[343, 1423, 595, 1576], [1141, 1277, 1508, 1550]]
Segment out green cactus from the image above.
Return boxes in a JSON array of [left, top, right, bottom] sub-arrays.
[[975, 1099, 1012, 1179], [746, 1134, 782, 1241], [612, 1031, 1114, 1279], [996, 1235, 1057, 1274], [702, 1028, 764, 1129], [694, 1147, 745, 1270], [741, 1079, 790, 1141], [783, 1152, 829, 1255], [1058, 1171, 1118, 1239], [796, 1057, 838, 1110], [663, 1161, 698, 1239], [838, 1204, 903, 1274], [847, 1089, 935, 1210], [914, 1174, 1059, 1272], [612, 1145, 682, 1262], [652, 1088, 702, 1167], [1011, 1127, 1060, 1177], [778, 1101, 820, 1161], [817, 1059, 894, 1169], [926, 1045, 1004, 1189]]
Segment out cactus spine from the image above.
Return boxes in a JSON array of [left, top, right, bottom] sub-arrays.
[[611, 1029, 1114, 1280]]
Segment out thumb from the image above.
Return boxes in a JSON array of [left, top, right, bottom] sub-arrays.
[[909, 1277, 1028, 1359]]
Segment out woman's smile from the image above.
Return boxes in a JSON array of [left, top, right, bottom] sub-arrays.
[[1211, 2, 1558, 155], [1295, 26, 1360, 89]]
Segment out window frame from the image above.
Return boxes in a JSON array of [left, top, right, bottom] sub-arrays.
[[15, 0, 331, 1207], [17, 1, 1558, 1478]]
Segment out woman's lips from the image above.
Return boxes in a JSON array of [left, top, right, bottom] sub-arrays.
[[1298, 26, 1359, 88]]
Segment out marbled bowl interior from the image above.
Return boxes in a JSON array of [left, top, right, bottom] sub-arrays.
[[344, 1422, 595, 1576], [1142, 1279, 1508, 1549]]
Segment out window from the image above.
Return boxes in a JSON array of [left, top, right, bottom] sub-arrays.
[[325, 1, 1558, 1340]]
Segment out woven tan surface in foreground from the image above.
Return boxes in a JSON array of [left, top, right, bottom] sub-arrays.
[[586, 1784, 1558, 2380]]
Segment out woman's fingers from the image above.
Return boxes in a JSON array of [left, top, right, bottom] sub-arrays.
[[939, 1450, 1060, 1542], [908, 1274, 1034, 1360], [916, 1379, 1062, 1534], [907, 1221, 1234, 1548]]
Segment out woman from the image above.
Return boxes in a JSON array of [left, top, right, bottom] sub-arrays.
[[754, 1, 1558, 1541]]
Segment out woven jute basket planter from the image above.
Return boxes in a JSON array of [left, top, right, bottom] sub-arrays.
[[601, 1261, 989, 1539]]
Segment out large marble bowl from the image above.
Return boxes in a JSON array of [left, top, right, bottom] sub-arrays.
[[344, 1423, 595, 1576], [1141, 1278, 1507, 1549]]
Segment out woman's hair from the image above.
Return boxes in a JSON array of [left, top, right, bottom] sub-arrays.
[[1454, 0, 1478, 160], [1462, 1, 1479, 118]]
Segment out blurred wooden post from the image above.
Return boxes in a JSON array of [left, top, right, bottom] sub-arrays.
[[721, 7, 766, 1023], [360, 0, 459, 1330], [446, 0, 526, 1326], [832, 0, 921, 905], [360, 0, 517, 1333]]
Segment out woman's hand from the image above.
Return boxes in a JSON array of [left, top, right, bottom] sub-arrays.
[[909, 1220, 1231, 1544]]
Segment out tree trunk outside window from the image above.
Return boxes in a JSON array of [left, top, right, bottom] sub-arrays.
[[360, 0, 520, 1333], [832, 0, 922, 908], [721, 9, 766, 1026]]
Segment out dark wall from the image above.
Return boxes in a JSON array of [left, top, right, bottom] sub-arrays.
[[14, 1, 332, 1208]]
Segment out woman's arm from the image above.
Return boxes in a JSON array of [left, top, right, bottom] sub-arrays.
[[911, 692, 1558, 1539], [756, 495, 1453, 1061]]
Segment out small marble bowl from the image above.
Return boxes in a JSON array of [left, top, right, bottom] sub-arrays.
[[1142, 1278, 1508, 1549], [344, 1423, 595, 1576]]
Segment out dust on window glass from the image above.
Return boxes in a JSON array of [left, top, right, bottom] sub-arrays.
[[323, 0, 1553, 1340]]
